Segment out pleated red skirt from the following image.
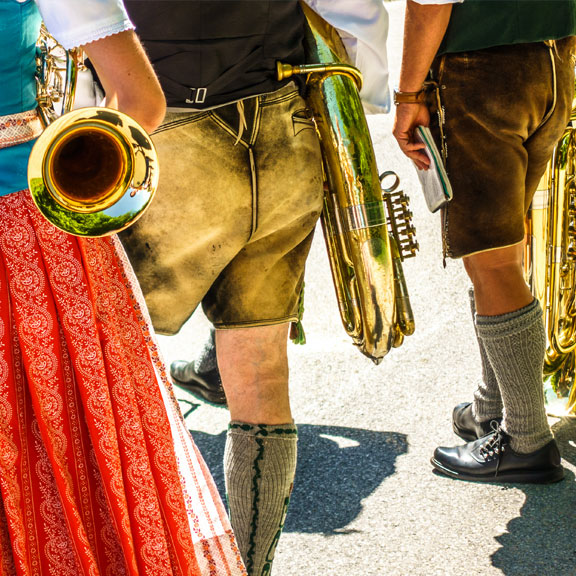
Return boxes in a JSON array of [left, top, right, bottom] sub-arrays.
[[0, 191, 246, 576]]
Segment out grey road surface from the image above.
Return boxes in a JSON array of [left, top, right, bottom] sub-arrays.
[[157, 3, 576, 575]]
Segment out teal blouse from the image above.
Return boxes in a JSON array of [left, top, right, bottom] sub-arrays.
[[0, 0, 42, 196]]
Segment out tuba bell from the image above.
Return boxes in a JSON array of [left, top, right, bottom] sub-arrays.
[[525, 98, 576, 416], [27, 26, 159, 237], [278, 3, 418, 364]]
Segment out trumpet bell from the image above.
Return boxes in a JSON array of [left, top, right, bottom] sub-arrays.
[[28, 106, 159, 237]]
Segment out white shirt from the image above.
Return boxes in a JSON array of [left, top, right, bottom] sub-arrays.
[[305, 0, 391, 113], [35, 0, 134, 50], [410, 0, 464, 4]]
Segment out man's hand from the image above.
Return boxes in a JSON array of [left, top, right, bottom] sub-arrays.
[[393, 102, 430, 170], [393, 0, 453, 169]]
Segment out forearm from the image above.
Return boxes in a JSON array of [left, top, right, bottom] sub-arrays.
[[393, 1, 453, 168], [82, 30, 166, 133], [399, 1, 453, 92]]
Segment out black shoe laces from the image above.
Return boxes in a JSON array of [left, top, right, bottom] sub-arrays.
[[478, 422, 509, 476]]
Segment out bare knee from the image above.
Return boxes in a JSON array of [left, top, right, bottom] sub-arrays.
[[463, 243, 533, 315], [215, 323, 292, 424], [463, 243, 523, 280]]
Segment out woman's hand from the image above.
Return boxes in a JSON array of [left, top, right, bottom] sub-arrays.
[[82, 30, 166, 133]]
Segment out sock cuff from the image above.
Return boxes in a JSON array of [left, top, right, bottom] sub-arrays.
[[476, 299, 542, 338], [228, 421, 298, 439]]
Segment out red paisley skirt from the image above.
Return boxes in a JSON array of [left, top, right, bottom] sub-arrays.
[[0, 191, 246, 576]]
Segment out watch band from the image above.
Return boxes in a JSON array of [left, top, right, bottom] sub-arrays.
[[393, 89, 425, 105]]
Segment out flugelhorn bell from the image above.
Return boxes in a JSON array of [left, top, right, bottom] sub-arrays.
[[28, 106, 159, 237], [29, 24, 159, 237]]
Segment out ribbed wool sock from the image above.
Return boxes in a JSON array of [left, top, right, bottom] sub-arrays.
[[194, 326, 217, 373], [476, 299, 553, 454], [224, 422, 298, 576], [468, 287, 503, 422]]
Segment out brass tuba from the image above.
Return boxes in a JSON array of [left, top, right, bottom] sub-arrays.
[[27, 26, 159, 237], [525, 101, 576, 416], [278, 4, 418, 364]]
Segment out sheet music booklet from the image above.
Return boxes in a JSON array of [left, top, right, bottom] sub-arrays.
[[413, 125, 453, 213]]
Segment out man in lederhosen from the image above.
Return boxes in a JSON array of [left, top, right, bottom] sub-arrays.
[[394, 0, 576, 483]]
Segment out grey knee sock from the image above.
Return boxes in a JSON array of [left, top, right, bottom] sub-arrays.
[[468, 287, 503, 422], [476, 299, 553, 453], [224, 422, 298, 576], [195, 326, 217, 373]]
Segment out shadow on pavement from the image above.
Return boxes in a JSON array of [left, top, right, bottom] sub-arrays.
[[491, 418, 576, 576], [183, 410, 407, 535], [284, 425, 407, 534]]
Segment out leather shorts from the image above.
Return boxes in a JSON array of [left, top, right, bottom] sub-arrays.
[[427, 36, 576, 258], [120, 82, 324, 334]]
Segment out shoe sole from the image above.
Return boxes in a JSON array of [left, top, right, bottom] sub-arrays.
[[430, 457, 565, 484], [171, 373, 227, 406]]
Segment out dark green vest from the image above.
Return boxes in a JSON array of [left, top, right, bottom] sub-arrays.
[[440, 0, 576, 54]]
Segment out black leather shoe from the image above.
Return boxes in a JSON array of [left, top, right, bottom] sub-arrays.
[[452, 402, 502, 441], [431, 426, 564, 484], [170, 360, 227, 406]]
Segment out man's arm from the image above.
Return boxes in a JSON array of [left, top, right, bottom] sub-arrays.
[[393, 0, 453, 169]]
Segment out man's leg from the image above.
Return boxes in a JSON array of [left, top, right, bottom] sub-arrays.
[[467, 287, 502, 420], [432, 243, 563, 484], [452, 287, 504, 441], [171, 327, 227, 405], [463, 244, 553, 453], [217, 323, 296, 576], [456, 244, 532, 435]]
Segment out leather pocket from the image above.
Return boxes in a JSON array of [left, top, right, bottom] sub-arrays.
[[292, 108, 316, 136]]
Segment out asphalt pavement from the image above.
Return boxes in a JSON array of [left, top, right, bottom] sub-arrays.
[[156, 3, 576, 574]]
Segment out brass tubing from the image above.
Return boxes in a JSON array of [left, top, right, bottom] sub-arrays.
[[282, 0, 417, 362], [276, 61, 363, 91]]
